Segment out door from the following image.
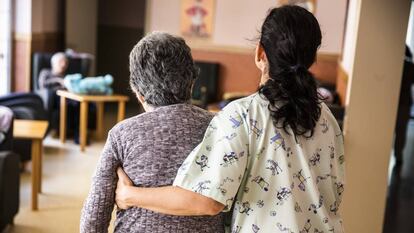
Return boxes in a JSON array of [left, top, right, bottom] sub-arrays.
[[0, 0, 12, 95]]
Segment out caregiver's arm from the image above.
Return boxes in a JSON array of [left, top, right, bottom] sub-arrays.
[[115, 102, 249, 217], [116, 167, 225, 216]]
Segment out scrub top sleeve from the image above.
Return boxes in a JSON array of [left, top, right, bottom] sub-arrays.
[[173, 105, 249, 212]]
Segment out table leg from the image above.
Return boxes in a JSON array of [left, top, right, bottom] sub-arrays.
[[60, 96, 67, 143], [38, 141, 43, 193], [31, 140, 40, 210], [117, 101, 126, 122], [96, 102, 104, 140], [80, 101, 89, 151]]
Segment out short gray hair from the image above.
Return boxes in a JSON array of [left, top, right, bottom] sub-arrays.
[[51, 52, 67, 68], [129, 32, 197, 107]]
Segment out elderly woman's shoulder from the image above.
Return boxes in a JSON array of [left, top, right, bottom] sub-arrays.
[[108, 115, 143, 135], [109, 104, 214, 135], [174, 104, 215, 123]]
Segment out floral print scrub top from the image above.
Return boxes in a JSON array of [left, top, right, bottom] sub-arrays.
[[173, 93, 345, 233]]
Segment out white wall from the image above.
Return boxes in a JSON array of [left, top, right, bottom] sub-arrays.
[[147, 0, 347, 54], [406, 3, 414, 52], [0, 0, 12, 94], [13, 0, 31, 34], [14, 0, 63, 34], [341, 0, 360, 74], [315, 0, 347, 54], [341, 0, 411, 232], [146, 0, 181, 35], [211, 0, 279, 48]]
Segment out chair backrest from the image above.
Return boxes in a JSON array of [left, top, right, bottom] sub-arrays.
[[32, 53, 53, 90], [193, 61, 220, 106], [32, 52, 91, 90]]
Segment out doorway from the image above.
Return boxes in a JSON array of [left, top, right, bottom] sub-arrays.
[[382, 2, 414, 233], [96, 0, 146, 104]]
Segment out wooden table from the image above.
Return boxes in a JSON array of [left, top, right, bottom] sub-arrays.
[[13, 119, 48, 210], [57, 90, 129, 151]]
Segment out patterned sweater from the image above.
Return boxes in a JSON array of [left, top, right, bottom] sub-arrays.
[[80, 104, 225, 233]]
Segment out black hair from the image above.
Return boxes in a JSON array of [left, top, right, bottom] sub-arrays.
[[258, 6, 322, 137]]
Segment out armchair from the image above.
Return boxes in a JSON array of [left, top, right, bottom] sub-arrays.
[[192, 61, 219, 109], [0, 93, 47, 162], [0, 117, 20, 232]]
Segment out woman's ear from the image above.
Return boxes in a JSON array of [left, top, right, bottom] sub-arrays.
[[255, 44, 267, 71], [136, 93, 145, 105]]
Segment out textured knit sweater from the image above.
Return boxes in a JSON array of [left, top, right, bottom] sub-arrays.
[[80, 104, 225, 233]]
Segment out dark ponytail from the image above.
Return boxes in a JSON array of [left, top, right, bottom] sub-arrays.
[[258, 6, 322, 137]]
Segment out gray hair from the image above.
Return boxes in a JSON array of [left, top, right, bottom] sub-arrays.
[[129, 32, 197, 107], [51, 52, 67, 68]]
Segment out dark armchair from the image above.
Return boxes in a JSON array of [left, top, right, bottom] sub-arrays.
[[0, 92, 47, 121], [0, 151, 20, 231], [192, 61, 220, 109], [0, 93, 47, 162], [0, 117, 20, 232]]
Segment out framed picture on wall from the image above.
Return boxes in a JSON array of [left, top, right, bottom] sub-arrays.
[[180, 0, 216, 38], [278, 0, 317, 14]]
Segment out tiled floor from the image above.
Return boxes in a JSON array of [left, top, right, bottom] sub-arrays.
[[4, 136, 114, 233], [383, 119, 414, 233]]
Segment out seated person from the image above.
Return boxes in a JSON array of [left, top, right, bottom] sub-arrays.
[[0, 106, 13, 150], [38, 52, 69, 133], [80, 32, 225, 232], [38, 52, 68, 91], [38, 52, 95, 143]]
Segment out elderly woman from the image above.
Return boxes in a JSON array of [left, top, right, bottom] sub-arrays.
[[80, 32, 224, 232]]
